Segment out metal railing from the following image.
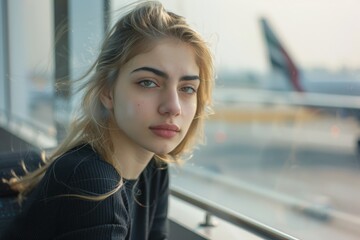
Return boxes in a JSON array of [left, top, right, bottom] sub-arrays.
[[170, 186, 299, 240]]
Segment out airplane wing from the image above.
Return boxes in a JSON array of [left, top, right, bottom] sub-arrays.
[[214, 87, 360, 110]]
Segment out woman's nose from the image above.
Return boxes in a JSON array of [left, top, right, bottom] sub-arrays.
[[158, 88, 181, 116]]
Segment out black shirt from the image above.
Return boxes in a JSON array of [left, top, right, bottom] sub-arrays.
[[1, 145, 169, 240]]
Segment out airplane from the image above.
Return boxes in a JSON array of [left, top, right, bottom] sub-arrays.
[[260, 17, 360, 97], [213, 17, 360, 114], [212, 17, 360, 152]]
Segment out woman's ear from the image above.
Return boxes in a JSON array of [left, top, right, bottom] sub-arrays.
[[100, 89, 114, 110]]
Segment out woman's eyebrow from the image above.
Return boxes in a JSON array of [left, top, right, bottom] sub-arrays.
[[131, 66, 200, 81], [131, 66, 168, 78], [180, 75, 200, 81]]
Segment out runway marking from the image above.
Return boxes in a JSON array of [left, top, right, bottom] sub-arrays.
[[210, 106, 322, 123]]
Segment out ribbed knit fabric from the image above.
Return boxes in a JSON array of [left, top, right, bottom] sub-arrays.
[[1, 144, 169, 240]]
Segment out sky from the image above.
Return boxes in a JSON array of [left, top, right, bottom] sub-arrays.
[[113, 0, 360, 73], [9, 0, 359, 75]]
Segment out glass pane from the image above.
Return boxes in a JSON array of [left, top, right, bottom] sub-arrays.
[[0, 1, 6, 115], [111, 1, 360, 239], [7, 0, 56, 145]]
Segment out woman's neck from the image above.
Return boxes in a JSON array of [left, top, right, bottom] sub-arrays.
[[108, 123, 154, 180], [113, 149, 153, 180]]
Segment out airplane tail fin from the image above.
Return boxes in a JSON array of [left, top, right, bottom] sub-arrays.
[[260, 17, 303, 92]]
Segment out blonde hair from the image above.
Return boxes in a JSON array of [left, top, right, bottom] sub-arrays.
[[9, 0, 214, 200]]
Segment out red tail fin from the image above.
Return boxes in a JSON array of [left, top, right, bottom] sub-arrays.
[[260, 18, 303, 92]]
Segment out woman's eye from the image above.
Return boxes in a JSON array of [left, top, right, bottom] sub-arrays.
[[181, 86, 197, 94], [138, 80, 158, 88]]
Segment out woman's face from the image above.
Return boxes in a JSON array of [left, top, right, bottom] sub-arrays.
[[102, 38, 199, 155]]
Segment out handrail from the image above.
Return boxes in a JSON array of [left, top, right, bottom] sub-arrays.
[[170, 186, 299, 240]]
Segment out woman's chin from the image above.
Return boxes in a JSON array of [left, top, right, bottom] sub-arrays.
[[152, 147, 175, 156]]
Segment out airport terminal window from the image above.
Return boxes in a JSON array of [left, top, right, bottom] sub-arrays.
[[115, 1, 360, 239], [2, 0, 56, 144], [0, 0, 105, 148]]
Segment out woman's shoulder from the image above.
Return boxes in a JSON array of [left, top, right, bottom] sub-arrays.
[[44, 144, 120, 195], [53, 144, 118, 175]]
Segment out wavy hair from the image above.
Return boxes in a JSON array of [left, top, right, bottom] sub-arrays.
[[9, 0, 214, 201]]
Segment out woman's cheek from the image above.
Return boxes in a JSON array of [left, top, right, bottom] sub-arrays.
[[184, 100, 197, 119], [128, 101, 147, 117]]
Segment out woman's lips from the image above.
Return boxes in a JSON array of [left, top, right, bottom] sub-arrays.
[[149, 124, 180, 139]]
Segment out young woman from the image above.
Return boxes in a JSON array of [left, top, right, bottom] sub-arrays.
[[2, 1, 214, 239]]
